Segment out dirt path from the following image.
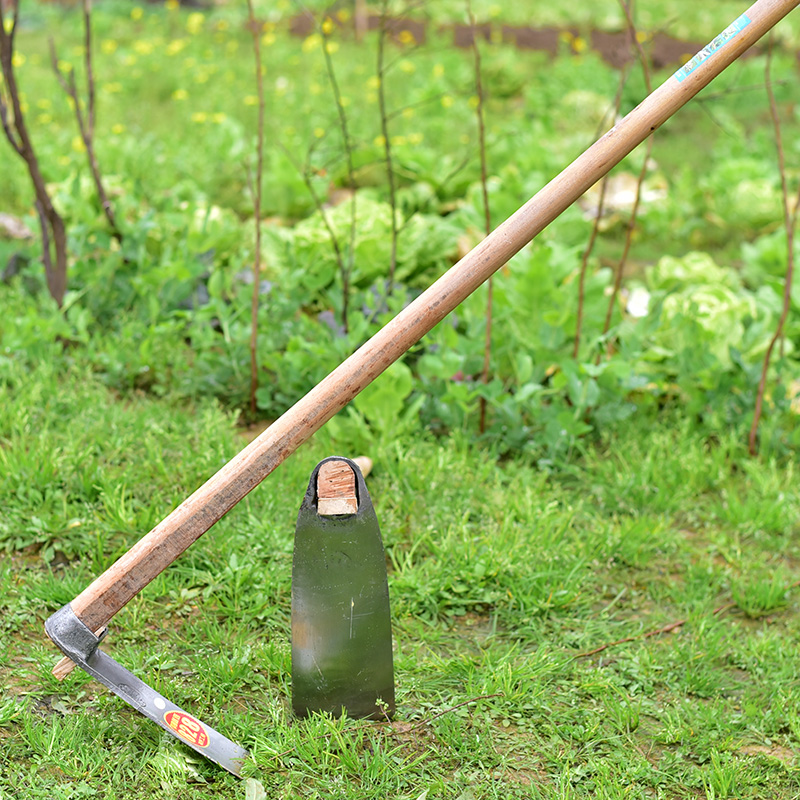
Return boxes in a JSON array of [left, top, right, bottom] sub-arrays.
[[288, 13, 719, 70]]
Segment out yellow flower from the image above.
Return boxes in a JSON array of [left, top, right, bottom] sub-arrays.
[[572, 36, 587, 53], [340, 96, 350, 107], [399, 59, 415, 74], [172, 88, 188, 100], [165, 0, 179, 10], [309, 82, 322, 96], [261, 32, 276, 47], [37, 113, 53, 125], [186, 12, 205, 35], [302, 33, 321, 53], [313, 127, 325, 138], [397, 30, 416, 46], [468, 95, 480, 109], [131, 6, 144, 20], [366, 75, 380, 90], [191, 111, 208, 123], [325, 40, 339, 54], [336, 9, 350, 22], [408, 132, 423, 145], [402, 107, 415, 119], [166, 39, 187, 56], [112, 123, 126, 134], [58, 155, 70, 166], [636, 31, 650, 44], [103, 82, 123, 93], [244, 95, 259, 106], [432, 63, 445, 78], [321, 17, 335, 36], [373, 135, 386, 147], [215, 19, 229, 31], [71, 136, 86, 153], [101, 39, 118, 55], [212, 112, 226, 123], [390, 135, 407, 146], [12, 52, 26, 68], [133, 40, 154, 55], [441, 95, 454, 108]]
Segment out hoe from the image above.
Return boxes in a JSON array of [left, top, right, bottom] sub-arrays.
[[45, 0, 798, 776]]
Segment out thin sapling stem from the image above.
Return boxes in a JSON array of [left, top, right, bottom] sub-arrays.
[[748, 38, 799, 456], [246, 0, 266, 416], [50, 0, 121, 240], [573, 65, 629, 359], [601, 0, 654, 347], [0, 0, 69, 306], [467, 3, 493, 434], [320, 15, 357, 333], [377, 0, 400, 293]]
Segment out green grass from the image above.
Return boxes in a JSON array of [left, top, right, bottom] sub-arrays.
[[1, 363, 799, 798]]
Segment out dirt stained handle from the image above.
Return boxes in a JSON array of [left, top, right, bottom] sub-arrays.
[[56, 0, 798, 654]]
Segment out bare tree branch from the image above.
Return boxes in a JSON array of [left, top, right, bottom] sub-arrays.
[[601, 0, 654, 347], [748, 38, 798, 456], [573, 66, 628, 359], [467, 1, 493, 435], [0, 0, 69, 306], [49, 3, 121, 240], [246, 0, 266, 416], [377, 0, 400, 292], [319, 14, 357, 333]]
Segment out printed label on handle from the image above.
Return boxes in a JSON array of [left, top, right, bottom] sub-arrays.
[[164, 710, 210, 748], [674, 14, 751, 82]]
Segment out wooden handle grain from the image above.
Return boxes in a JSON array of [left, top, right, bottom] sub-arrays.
[[317, 460, 358, 516], [59, 0, 797, 643]]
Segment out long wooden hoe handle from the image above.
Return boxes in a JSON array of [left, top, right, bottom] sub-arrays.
[[54, 0, 798, 673]]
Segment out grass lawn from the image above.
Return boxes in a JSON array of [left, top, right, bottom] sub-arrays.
[[1, 363, 799, 798]]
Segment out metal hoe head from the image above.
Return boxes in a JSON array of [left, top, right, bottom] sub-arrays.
[[292, 457, 395, 720], [45, 605, 248, 776]]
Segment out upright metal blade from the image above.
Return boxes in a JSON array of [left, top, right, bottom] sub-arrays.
[[292, 457, 395, 720], [45, 604, 249, 776]]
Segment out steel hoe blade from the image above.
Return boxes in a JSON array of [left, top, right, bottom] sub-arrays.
[[45, 605, 249, 776]]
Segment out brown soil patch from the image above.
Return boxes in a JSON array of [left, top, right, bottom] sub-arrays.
[[739, 744, 796, 764], [287, 13, 756, 71]]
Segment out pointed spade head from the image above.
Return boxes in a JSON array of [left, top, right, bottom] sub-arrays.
[[292, 457, 395, 720]]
